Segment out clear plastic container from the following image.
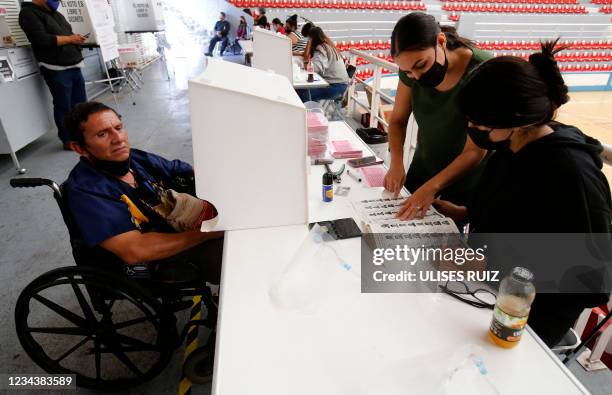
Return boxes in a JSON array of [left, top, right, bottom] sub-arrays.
[[489, 267, 536, 348]]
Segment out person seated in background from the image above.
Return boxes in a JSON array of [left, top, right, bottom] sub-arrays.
[[296, 27, 350, 103], [285, 15, 308, 55], [205, 12, 230, 57], [271, 18, 286, 35], [65, 102, 223, 284], [236, 16, 248, 42], [254, 15, 270, 30], [434, 41, 612, 347], [301, 22, 314, 63]]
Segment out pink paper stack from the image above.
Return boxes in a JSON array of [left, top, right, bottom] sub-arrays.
[[307, 110, 329, 158], [360, 165, 386, 187], [331, 140, 362, 159]]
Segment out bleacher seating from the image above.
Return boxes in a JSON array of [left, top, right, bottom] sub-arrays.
[[227, 0, 426, 10], [444, 0, 578, 3], [442, 3, 588, 13], [226, 1, 612, 75]]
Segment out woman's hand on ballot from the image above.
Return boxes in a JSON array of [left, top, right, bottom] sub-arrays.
[[396, 184, 437, 220]]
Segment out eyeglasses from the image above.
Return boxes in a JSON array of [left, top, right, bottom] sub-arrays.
[[438, 280, 496, 310]]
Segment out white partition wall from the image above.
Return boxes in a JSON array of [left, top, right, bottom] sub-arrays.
[[57, 0, 118, 61], [189, 58, 308, 231], [114, 0, 165, 33], [252, 27, 293, 82]]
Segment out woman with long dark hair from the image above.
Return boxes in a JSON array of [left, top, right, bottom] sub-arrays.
[[295, 26, 350, 103], [435, 41, 611, 346], [385, 13, 491, 221]]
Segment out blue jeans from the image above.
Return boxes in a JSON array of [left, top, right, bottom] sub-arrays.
[[207, 35, 229, 55], [40, 66, 87, 143], [296, 83, 348, 103]]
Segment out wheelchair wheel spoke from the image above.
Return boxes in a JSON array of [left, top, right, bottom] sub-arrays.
[[27, 326, 89, 336], [112, 315, 154, 330], [32, 294, 87, 327], [70, 281, 97, 325], [100, 344, 159, 353], [110, 332, 158, 351], [110, 347, 144, 377], [55, 335, 93, 363]]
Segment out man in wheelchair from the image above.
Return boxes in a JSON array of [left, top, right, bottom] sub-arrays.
[[64, 101, 223, 285]]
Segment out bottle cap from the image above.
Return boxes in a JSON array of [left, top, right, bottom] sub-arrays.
[[511, 266, 534, 282], [323, 172, 333, 185]]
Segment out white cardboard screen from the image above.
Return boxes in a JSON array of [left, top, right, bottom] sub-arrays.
[[252, 27, 293, 82], [189, 58, 307, 231], [115, 0, 165, 33], [57, 0, 118, 61]]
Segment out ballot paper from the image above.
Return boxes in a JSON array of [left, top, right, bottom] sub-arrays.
[[353, 197, 459, 234]]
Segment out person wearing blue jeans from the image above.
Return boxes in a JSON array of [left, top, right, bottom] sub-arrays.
[[40, 66, 87, 144], [19, 0, 88, 149], [205, 12, 231, 56], [296, 27, 350, 104], [296, 83, 348, 102]]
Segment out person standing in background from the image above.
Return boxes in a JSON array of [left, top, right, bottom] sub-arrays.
[[205, 12, 231, 57], [19, 0, 87, 150]]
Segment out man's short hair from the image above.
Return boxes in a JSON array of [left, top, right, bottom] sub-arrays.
[[220, 12, 226, 17], [64, 102, 121, 145]]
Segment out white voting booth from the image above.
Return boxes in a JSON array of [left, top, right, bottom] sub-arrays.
[[252, 27, 293, 82], [189, 58, 308, 231], [57, 0, 118, 62], [114, 0, 165, 33]]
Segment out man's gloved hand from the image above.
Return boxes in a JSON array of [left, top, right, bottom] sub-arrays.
[[156, 190, 219, 232]]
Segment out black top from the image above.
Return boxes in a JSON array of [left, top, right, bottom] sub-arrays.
[[468, 123, 612, 233], [18, 3, 83, 66], [214, 20, 230, 37], [468, 123, 611, 346]]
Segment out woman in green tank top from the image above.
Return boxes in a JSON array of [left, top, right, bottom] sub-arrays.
[[384, 13, 491, 220]]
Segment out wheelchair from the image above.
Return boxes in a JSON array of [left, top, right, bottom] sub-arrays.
[[10, 177, 218, 390]]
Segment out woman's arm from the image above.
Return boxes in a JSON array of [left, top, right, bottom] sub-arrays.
[[383, 81, 413, 194]]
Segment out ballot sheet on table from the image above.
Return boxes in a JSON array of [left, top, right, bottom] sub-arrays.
[[352, 196, 459, 234]]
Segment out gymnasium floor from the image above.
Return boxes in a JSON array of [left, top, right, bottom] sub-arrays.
[[557, 91, 612, 187]]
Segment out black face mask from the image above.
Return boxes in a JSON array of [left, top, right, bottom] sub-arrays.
[[88, 152, 131, 176], [467, 127, 514, 151], [417, 44, 448, 88]]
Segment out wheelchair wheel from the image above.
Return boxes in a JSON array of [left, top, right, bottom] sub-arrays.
[[182, 332, 215, 385], [15, 266, 178, 390]]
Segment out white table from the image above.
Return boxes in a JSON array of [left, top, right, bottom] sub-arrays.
[[212, 122, 589, 395], [292, 71, 329, 90], [238, 39, 253, 55]]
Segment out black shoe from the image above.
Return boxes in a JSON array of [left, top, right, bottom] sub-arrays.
[[204, 53, 212, 57]]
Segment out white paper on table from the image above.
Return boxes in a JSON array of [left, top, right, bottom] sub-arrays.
[[7, 47, 37, 79], [0, 55, 14, 82], [367, 217, 459, 234]]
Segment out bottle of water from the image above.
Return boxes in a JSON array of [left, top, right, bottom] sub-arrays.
[[489, 267, 536, 348]]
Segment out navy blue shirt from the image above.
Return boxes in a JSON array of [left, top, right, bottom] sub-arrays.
[[65, 149, 193, 247], [214, 20, 230, 37]]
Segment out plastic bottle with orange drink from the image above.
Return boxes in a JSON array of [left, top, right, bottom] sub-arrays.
[[489, 267, 536, 348]]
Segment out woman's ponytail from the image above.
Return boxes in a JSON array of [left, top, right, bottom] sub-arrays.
[[528, 39, 569, 110]]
